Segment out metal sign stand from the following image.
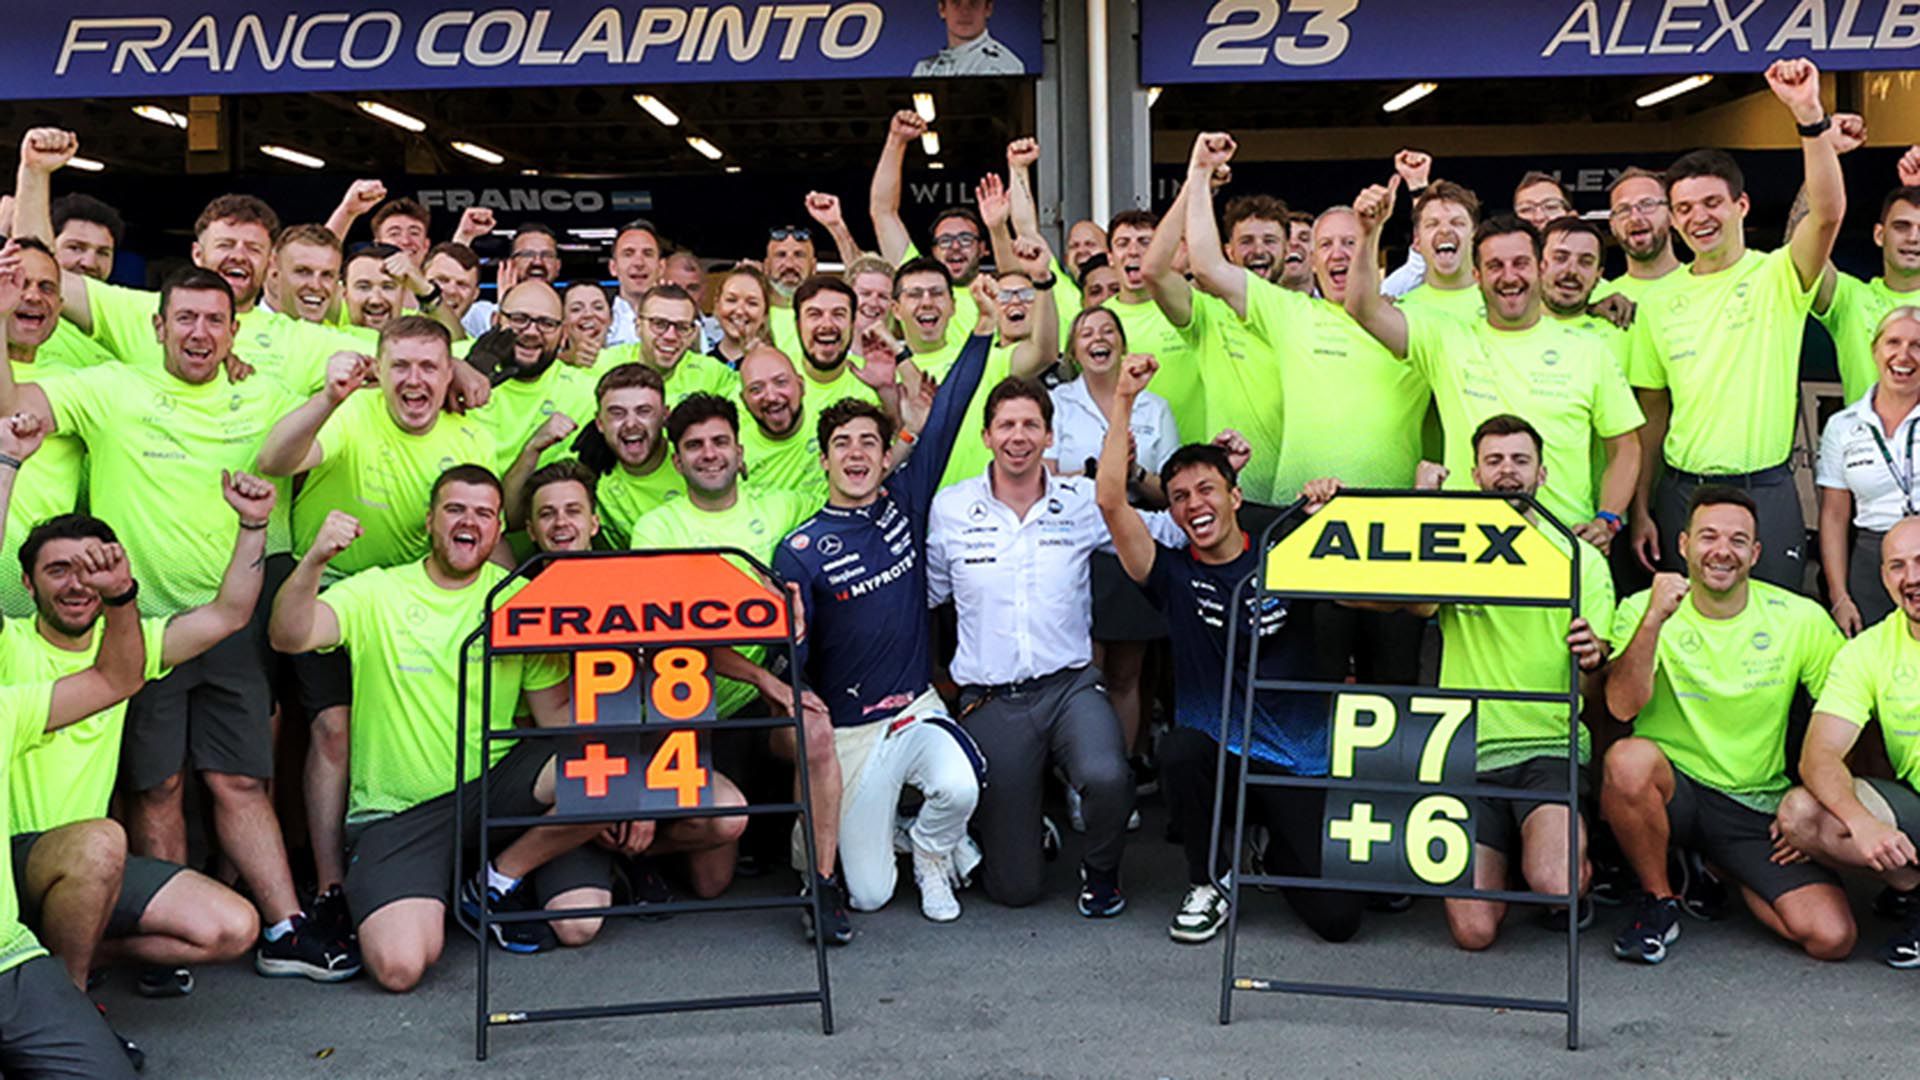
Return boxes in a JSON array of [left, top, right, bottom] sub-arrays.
[[1209, 490, 1583, 1049], [454, 547, 833, 1060]]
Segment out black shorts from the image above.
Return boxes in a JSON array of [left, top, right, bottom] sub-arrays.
[[342, 740, 554, 925], [0, 955, 137, 1078], [11, 831, 185, 939], [290, 649, 352, 717], [1475, 756, 1587, 859], [1860, 777, 1920, 845], [1667, 769, 1837, 903], [123, 624, 272, 791]]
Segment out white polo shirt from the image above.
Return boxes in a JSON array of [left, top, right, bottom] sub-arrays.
[[1047, 378, 1179, 480], [1816, 387, 1920, 530], [928, 471, 1107, 687]]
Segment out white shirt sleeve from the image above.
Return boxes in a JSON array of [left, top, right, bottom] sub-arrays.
[[1137, 392, 1181, 474], [1815, 410, 1851, 491], [1381, 251, 1426, 299], [926, 500, 955, 607], [462, 300, 497, 340]]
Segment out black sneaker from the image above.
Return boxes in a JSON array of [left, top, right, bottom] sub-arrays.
[[629, 856, 675, 921], [1077, 863, 1126, 918], [1674, 849, 1729, 921], [136, 966, 193, 998], [1880, 916, 1920, 968], [801, 872, 854, 945], [255, 913, 361, 981], [458, 877, 556, 955], [96, 1003, 143, 1072], [311, 884, 356, 947], [1612, 894, 1682, 964], [1539, 896, 1596, 932], [1589, 857, 1638, 907], [1366, 893, 1414, 914], [1876, 885, 1920, 922]]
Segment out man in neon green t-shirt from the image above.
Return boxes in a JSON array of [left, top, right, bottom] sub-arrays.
[[1602, 485, 1850, 966], [1624, 60, 1847, 592], [8, 471, 283, 994], [258, 316, 495, 915], [269, 466, 605, 988], [595, 284, 736, 408], [516, 363, 687, 549], [473, 282, 598, 477], [787, 276, 886, 418], [1776, 517, 1920, 966], [628, 395, 845, 933], [1813, 181, 1920, 404], [738, 345, 832, 507]]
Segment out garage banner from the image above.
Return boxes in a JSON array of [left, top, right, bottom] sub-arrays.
[[1143, 0, 1920, 83], [2, 0, 1041, 100]]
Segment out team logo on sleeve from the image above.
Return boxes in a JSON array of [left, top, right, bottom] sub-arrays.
[[789, 534, 811, 552]]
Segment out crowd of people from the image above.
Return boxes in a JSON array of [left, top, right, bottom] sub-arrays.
[[0, 54, 1916, 1076]]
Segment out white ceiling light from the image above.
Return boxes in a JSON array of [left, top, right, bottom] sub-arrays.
[[131, 104, 188, 129], [634, 94, 681, 127], [724, 165, 742, 174], [260, 144, 325, 169], [920, 131, 941, 156], [67, 157, 105, 172], [451, 140, 505, 165], [1146, 86, 1164, 108], [1635, 74, 1714, 109], [686, 136, 723, 161], [912, 92, 936, 123], [356, 100, 427, 133], [1382, 82, 1438, 114]]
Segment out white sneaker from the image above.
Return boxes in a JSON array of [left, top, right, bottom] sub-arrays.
[[1169, 883, 1230, 944], [1127, 809, 1141, 832], [912, 845, 962, 922]]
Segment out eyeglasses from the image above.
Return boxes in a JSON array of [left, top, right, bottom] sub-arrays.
[[1609, 197, 1669, 219], [646, 316, 697, 337], [1515, 199, 1572, 218], [932, 233, 980, 250], [899, 286, 950, 302], [996, 287, 1036, 303], [501, 310, 563, 332], [769, 226, 812, 242], [508, 249, 560, 262]]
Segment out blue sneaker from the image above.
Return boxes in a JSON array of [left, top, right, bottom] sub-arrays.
[[459, 876, 554, 955], [1077, 864, 1126, 918]]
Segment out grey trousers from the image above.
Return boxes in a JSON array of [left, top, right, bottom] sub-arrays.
[[959, 666, 1132, 907]]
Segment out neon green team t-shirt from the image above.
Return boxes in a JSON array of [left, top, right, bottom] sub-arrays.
[[1398, 282, 1485, 321], [596, 346, 737, 408], [1107, 297, 1201, 444], [83, 278, 373, 394], [1439, 530, 1614, 769], [1243, 282, 1429, 500], [321, 560, 566, 821], [597, 463, 688, 550], [41, 363, 302, 616], [769, 309, 804, 364], [937, 343, 1015, 491], [32, 321, 116, 370], [4, 616, 169, 832], [1404, 309, 1644, 529], [905, 338, 966, 385], [0, 359, 90, 619], [796, 363, 882, 416], [0, 682, 55, 973], [1171, 290, 1284, 504], [739, 418, 829, 508], [628, 486, 813, 717], [1627, 247, 1818, 474], [1612, 580, 1844, 811], [293, 391, 496, 581], [1812, 613, 1920, 791], [472, 362, 598, 475], [1816, 271, 1912, 405]]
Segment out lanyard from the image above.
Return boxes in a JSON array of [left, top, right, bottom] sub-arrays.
[[1865, 416, 1918, 514]]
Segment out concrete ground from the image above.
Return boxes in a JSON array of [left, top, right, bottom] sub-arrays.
[[103, 808, 1911, 1080]]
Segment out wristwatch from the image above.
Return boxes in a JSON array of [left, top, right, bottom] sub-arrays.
[[1796, 115, 1831, 138]]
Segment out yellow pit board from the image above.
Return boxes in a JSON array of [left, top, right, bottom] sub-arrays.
[[1265, 493, 1571, 603]]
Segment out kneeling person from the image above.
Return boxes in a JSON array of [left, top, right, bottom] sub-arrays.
[[1776, 517, 1920, 966], [269, 466, 603, 991], [520, 461, 748, 943]]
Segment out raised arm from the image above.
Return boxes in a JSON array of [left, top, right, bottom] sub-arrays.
[[257, 352, 371, 476], [1098, 355, 1160, 584], [47, 540, 145, 730], [0, 413, 48, 621], [978, 174, 1019, 280], [502, 413, 578, 529], [1344, 177, 1410, 358], [13, 129, 92, 333], [804, 192, 863, 268], [1183, 132, 1247, 317], [1380, 150, 1433, 297], [1006, 138, 1043, 240], [0, 247, 55, 426], [1007, 236, 1059, 379], [1604, 573, 1685, 720], [868, 110, 926, 265], [451, 206, 496, 249], [325, 180, 387, 246], [163, 471, 273, 667], [1767, 60, 1845, 289], [1144, 175, 1195, 329], [269, 511, 361, 655]]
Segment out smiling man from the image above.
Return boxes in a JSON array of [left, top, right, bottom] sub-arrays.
[[737, 345, 830, 506], [1397, 180, 1486, 321], [1626, 59, 1845, 591], [1599, 167, 1686, 306], [1814, 183, 1920, 403], [263, 225, 343, 327], [605, 219, 663, 348]]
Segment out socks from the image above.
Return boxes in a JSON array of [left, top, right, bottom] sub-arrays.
[[264, 917, 295, 942], [485, 861, 521, 895]]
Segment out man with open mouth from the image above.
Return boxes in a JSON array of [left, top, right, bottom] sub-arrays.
[[1602, 485, 1852, 967], [472, 280, 598, 480], [0, 240, 88, 622], [869, 110, 987, 351], [1396, 179, 1487, 322], [257, 316, 495, 954], [738, 345, 831, 509], [1812, 155, 1920, 404], [1346, 169, 1645, 557], [548, 363, 685, 550], [1625, 58, 1846, 593]]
